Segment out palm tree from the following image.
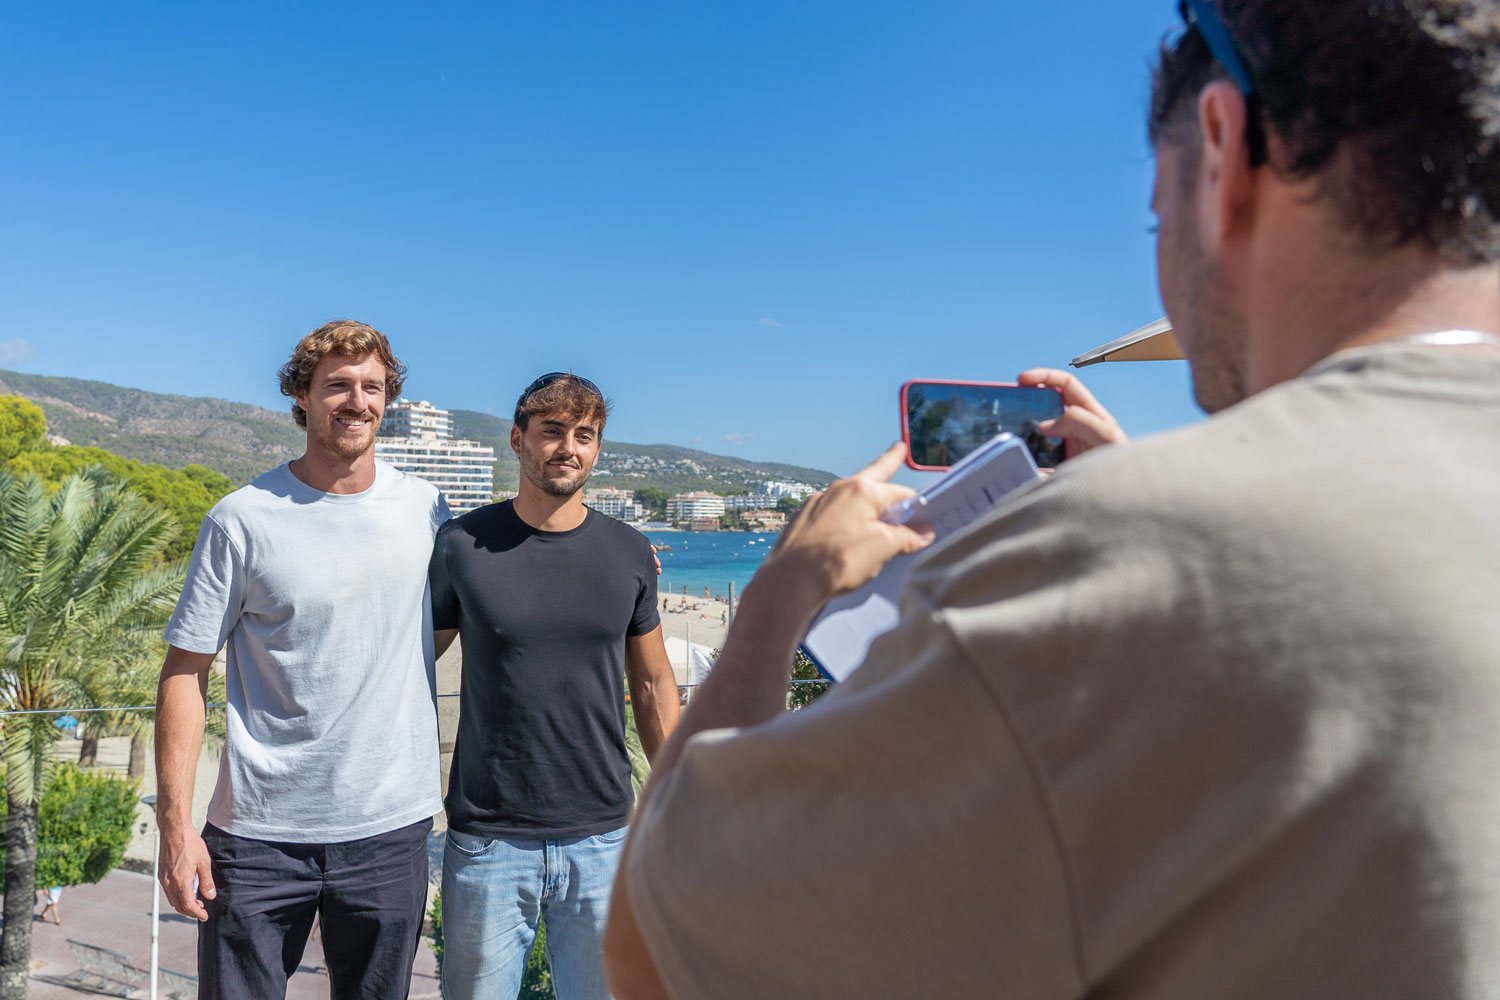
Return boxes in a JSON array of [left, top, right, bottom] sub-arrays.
[[53, 645, 227, 780], [0, 468, 184, 999]]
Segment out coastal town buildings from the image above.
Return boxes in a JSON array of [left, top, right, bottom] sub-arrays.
[[667, 492, 726, 525], [761, 480, 818, 499], [584, 487, 646, 522], [380, 398, 455, 439], [375, 398, 495, 514], [744, 510, 787, 532], [722, 493, 780, 510]]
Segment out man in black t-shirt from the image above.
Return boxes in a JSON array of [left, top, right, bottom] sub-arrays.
[[430, 373, 681, 1000]]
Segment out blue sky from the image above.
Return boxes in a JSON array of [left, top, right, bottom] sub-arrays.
[[1, 1, 1197, 483]]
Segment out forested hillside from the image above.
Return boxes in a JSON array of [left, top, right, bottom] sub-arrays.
[[0, 370, 300, 484]]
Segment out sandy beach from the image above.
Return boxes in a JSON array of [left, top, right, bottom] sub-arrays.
[[657, 590, 730, 653]]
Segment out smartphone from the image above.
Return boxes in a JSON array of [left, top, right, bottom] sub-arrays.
[[900, 379, 1066, 471]]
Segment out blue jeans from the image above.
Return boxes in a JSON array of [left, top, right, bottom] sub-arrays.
[[440, 825, 627, 1000]]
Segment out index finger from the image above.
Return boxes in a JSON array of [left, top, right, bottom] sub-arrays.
[[850, 442, 908, 483], [165, 881, 207, 921], [1016, 368, 1105, 412]]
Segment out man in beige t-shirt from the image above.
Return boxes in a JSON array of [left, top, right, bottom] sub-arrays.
[[604, 2, 1500, 997]]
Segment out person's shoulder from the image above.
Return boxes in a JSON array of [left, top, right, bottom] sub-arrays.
[[204, 464, 295, 523], [904, 408, 1250, 591], [1041, 380, 1319, 509], [438, 500, 509, 542], [588, 510, 652, 550], [377, 459, 442, 502]]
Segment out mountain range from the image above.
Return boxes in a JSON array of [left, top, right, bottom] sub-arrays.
[[0, 369, 835, 494]]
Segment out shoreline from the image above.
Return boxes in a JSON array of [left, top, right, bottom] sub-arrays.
[[657, 590, 730, 653]]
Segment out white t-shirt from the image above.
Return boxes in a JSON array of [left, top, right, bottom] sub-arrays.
[[165, 460, 449, 842]]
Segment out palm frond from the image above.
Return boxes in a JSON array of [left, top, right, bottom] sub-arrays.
[[0, 468, 180, 806]]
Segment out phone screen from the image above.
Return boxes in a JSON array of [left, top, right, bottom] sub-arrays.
[[903, 381, 1065, 470]]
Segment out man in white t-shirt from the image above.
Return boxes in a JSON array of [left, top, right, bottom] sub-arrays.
[[155, 320, 449, 999]]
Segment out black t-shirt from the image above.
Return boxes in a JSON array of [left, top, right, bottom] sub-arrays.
[[429, 501, 660, 839]]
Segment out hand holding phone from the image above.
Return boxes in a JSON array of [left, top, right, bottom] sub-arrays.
[[1016, 368, 1129, 457], [901, 380, 1066, 471]]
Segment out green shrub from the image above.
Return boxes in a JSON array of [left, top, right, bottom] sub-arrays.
[[789, 649, 830, 709], [521, 920, 553, 998], [429, 890, 444, 984], [37, 766, 140, 887], [0, 765, 140, 887]]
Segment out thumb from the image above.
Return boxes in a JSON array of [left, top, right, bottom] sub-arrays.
[[888, 521, 937, 554], [198, 857, 217, 901]]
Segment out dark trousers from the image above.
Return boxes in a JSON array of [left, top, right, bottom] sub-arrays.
[[199, 818, 432, 1000]]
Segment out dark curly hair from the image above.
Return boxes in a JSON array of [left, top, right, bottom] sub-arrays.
[[1150, 0, 1500, 264], [277, 320, 407, 428]]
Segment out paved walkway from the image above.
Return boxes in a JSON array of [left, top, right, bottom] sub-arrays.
[[12, 866, 441, 998]]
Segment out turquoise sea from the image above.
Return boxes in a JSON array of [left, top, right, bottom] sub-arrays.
[[643, 530, 776, 602]]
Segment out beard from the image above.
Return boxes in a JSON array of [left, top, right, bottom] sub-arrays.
[[1180, 264, 1249, 414], [313, 409, 380, 460], [520, 442, 592, 497]]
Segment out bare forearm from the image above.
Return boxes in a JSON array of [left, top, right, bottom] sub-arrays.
[[155, 665, 209, 830], [631, 681, 680, 761]]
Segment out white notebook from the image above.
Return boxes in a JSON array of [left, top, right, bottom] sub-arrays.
[[800, 433, 1042, 682]]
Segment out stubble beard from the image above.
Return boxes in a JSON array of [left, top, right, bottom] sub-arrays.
[[521, 445, 591, 498], [1164, 194, 1249, 415], [1182, 265, 1250, 414]]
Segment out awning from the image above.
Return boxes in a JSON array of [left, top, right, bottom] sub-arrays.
[[665, 636, 717, 686], [1070, 317, 1183, 367]]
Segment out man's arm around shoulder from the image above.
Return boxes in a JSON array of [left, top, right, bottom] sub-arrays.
[[155, 644, 219, 921]]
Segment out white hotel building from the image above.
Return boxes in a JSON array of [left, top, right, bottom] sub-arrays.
[[667, 491, 726, 524], [375, 399, 495, 515], [584, 487, 646, 523]]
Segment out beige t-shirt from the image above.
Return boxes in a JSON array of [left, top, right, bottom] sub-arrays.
[[626, 344, 1500, 999]]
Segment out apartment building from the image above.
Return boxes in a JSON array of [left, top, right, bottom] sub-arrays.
[[584, 486, 645, 522], [375, 398, 495, 515], [667, 491, 726, 525]]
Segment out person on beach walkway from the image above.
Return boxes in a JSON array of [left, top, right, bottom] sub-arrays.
[[34, 887, 62, 926], [605, 2, 1500, 997], [431, 372, 680, 1000], [156, 321, 448, 999]]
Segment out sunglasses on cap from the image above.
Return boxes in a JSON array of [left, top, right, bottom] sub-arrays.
[[519, 372, 603, 404], [1177, 0, 1267, 163]]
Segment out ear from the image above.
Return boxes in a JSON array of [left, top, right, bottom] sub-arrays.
[[1195, 80, 1259, 250], [510, 424, 522, 457]]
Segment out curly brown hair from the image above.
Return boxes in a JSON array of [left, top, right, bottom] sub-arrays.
[[1149, 0, 1500, 264], [277, 320, 407, 428]]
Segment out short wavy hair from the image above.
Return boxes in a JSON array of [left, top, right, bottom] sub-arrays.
[[277, 320, 407, 428], [1149, 0, 1500, 264], [513, 374, 611, 433]]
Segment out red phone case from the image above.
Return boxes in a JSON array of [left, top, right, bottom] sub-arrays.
[[899, 379, 1064, 471]]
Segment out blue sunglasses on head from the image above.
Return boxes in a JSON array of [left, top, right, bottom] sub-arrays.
[[1177, 0, 1266, 163], [519, 372, 603, 404]]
